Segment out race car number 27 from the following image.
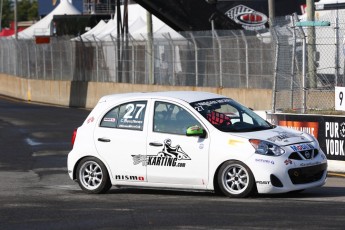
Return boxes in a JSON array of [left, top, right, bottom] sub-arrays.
[[124, 103, 146, 119]]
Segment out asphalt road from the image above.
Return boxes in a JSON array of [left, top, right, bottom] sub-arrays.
[[1, 95, 345, 230]]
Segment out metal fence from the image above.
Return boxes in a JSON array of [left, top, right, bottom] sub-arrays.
[[1, 15, 345, 113], [272, 15, 345, 113], [0, 30, 274, 89]]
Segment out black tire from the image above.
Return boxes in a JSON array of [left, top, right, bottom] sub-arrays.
[[217, 160, 255, 198], [288, 189, 305, 194], [76, 157, 112, 194]]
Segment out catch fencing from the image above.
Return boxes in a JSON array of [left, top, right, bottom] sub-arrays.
[[1, 15, 345, 113], [272, 15, 345, 113], [0, 30, 274, 89]]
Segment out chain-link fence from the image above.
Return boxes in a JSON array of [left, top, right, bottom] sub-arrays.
[[272, 14, 345, 113], [0, 30, 275, 89], [1, 14, 345, 113]]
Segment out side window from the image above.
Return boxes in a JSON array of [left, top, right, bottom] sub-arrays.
[[153, 101, 201, 135], [100, 107, 119, 128], [100, 101, 147, 131], [243, 113, 255, 125]]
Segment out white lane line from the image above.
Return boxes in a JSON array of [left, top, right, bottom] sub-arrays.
[[25, 138, 43, 146]]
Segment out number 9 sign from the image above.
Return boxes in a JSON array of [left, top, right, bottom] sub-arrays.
[[335, 87, 345, 111]]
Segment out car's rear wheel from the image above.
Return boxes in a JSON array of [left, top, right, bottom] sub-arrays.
[[217, 160, 255, 198], [76, 157, 111, 194]]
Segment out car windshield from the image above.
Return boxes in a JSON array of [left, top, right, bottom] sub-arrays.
[[190, 98, 273, 132]]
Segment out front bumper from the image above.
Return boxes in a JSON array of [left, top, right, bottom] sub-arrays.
[[249, 147, 328, 194], [288, 163, 327, 185]]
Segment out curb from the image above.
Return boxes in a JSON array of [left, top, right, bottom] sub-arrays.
[[328, 172, 345, 178]]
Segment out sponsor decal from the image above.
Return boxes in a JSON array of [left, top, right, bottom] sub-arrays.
[[118, 119, 143, 129], [132, 154, 147, 165], [290, 143, 314, 152], [284, 159, 293, 165], [255, 159, 275, 165], [115, 175, 145, 181], [278, 120, 319, 138], [325, 122, 345, 156], [87, 116, 94, 124], [256, 181, 270, 185], [225, 5, 268, 30], [132, 139, 191, 168], [193, 98, 232, 112], [103, 117, 116, 122], [300, 161, 322, 167], [267, 131, 299, 143], [228, 139, 244, 146]]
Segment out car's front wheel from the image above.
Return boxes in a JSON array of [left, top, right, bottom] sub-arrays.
[[76, 157, 112, 194], [217, 160, 255, 198]]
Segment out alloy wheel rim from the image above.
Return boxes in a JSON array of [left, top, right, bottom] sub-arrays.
[[223, 164, 249, 194], [79, 161, 103, 190]]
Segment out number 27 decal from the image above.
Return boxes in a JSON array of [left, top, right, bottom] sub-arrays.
[[124, 104, 146, 119]]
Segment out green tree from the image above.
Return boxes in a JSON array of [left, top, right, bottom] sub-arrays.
[[27, 0, 38, 21], [1, 0, 13, 28], [18, 0, 38, 21], [1, 0, 38, 30]]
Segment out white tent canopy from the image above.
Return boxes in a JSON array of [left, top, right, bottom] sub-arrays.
[[76, 20, 106, 41], [77, 4, 183, 41], [92, 19, 117, 40], [17, 0, 81, 39]]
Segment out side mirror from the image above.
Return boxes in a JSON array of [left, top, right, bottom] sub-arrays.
[[186, 125, 206, 138]]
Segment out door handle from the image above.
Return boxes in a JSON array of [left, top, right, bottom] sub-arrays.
[[149, 142, 163, 147], [98, 138, 111, 142]]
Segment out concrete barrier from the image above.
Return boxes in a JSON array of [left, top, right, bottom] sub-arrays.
[[0, 73, 272, 110]]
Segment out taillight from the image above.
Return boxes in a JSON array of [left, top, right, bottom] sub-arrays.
[[71, 128, 77, 147]]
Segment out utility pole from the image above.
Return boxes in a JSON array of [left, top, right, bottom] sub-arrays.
[[306, 0, 316, 88], [147, 11, 154, 84], [14, 0, 18, 39], [268, 0, 275, 26], [0, 0, 3, 32]]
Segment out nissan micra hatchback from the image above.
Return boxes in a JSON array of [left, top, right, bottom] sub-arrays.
[[68, 91, 327, 198]]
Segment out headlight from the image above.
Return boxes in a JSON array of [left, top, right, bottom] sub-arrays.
[[249, 139, 285, 156]]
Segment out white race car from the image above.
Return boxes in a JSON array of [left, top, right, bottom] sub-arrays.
[[67, 91, 327, 198]]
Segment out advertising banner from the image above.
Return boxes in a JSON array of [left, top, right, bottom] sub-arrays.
[[216, 0, 306, 30], [269, 114, 345, 161]]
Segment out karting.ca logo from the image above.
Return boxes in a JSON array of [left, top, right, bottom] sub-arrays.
[[132, 139, 191, 167]]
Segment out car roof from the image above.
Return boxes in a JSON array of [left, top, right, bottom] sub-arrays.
[[99, 91, 226, 104]]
